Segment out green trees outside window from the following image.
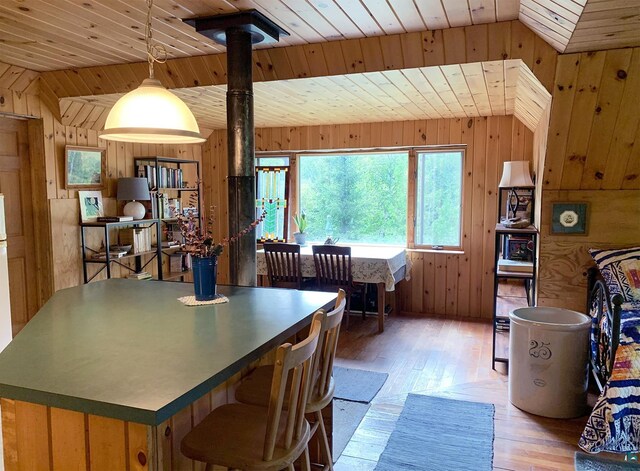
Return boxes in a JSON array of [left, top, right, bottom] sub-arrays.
[[299, 152, 408, 245], [415, 150, 463, 248]]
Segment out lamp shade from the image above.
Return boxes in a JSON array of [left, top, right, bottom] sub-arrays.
[[499, 161, 534, 188], [117, 178, 151, 201], [100, 78, 205, 144]]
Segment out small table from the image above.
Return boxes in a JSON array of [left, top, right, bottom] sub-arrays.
[[257, 245, 411, 333]]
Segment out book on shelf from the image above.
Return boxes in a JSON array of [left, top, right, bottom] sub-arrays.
[[127, 271, 152, 280], [161, 240, 180, 248], [97, 216, 134, 222], [498, 258, 533, 273], [91, 250, 127, 260]]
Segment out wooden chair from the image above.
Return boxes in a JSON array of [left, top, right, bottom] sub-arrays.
[[312, 245, 366, 330], [235, 290, 347, 471], [264, 242, 303, 289], [181, 313, 323, 471]]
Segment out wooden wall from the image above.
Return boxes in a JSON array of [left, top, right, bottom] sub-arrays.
[[203, 117, 534, 319], [0, 65, 202, 292], [538, 47, 640, 311]]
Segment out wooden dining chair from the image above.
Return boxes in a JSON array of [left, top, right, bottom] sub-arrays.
[[181, 313, 323, 471], [235, 290, 347, 471], [264, 242, 303, 289], [312, 245, 366, 330]]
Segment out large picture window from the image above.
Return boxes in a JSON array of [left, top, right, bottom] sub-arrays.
[[298, 152, 408, 245], [414, 149, 464, 249]]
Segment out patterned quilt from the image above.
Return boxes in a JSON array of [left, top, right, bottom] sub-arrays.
[[580, 302, 640, 453]]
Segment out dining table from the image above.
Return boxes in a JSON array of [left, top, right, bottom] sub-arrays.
[[257, 244, 411, 333], [0, 279, 336, 469]]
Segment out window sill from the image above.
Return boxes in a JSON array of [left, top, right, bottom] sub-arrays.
[[407, 248, 465, 255]]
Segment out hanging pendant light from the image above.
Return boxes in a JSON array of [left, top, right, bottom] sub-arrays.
[[100, 0, 204, 144]]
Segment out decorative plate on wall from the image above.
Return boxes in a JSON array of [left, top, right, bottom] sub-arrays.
[[551, 203, 588, 235]]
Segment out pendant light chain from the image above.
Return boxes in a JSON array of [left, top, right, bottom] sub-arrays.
[[145, 0, 167, 79]]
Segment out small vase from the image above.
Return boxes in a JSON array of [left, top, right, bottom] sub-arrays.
[[293, 232, 306, 245], [192, 255, 218, 301]]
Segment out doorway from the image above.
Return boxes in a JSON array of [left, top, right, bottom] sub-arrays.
[[0, 117, 39, 335]]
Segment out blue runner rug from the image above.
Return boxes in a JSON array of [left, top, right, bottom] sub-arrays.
[[333, 366, 388, 403], [375, 394, 495, 471]]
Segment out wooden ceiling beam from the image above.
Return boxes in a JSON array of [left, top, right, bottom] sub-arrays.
[[41, 20, 557, 99]]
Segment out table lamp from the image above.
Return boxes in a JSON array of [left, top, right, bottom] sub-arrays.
[[498, 161, 534, 219], [117, 178, 151, 220]]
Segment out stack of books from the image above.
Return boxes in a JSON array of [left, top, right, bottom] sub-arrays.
[[498, 258, 533, 273], [127, 272, 152, 280], [97, 216, 134, 222]]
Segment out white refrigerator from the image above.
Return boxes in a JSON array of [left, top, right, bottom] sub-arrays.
[[0, 194, 12, 352]]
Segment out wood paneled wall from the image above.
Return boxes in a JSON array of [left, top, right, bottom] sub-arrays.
[[0, 63, 202, 292], [538, 47, 640, 311], [203, 117, 534, 319], [46, 132, 201, 291]]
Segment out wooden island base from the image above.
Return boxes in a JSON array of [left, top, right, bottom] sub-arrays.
[[0, 281, 336, 471], [2, 368, 332, 470]]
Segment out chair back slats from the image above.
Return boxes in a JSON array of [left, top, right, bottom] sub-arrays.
[[264, 243, 302, 289], [263, 312, 322, 461], [312, 245, 352, 289], [315, 295, 346, 398]]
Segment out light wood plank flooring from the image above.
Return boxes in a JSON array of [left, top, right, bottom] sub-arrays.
[[333, 312, 593, 471]]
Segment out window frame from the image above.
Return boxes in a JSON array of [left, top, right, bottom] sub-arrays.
[[408, 146, 466, 251]]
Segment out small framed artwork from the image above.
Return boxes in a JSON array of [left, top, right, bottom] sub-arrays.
[[78, 191, 104, 223], [551, 203, 588, 235], [65, 146, 106, 189]]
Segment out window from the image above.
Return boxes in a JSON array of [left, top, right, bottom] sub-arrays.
[[414, 149, 464, 249], [298, 152, 408, 245], [256, 156, 289, 167], [255, 155, 291, 242]]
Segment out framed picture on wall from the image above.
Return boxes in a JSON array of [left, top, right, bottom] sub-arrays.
[[551, 203, 588, 235], [65, 146, 106, 189], [78, 191, 104, 223]]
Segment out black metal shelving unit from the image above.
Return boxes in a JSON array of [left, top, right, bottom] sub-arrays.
[[492, 187, 538, 369], [80, 219, 162, 283], [134, 156, 201, 281]]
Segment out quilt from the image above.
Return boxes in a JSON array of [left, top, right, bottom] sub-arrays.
[[580, 301, 640, 453]]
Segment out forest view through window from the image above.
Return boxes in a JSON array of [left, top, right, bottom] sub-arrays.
[[298, 152, 408, 245], [415, 149, 463, 248]]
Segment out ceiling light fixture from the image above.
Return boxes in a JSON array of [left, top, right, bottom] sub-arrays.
[[100, 0, 204, 144]]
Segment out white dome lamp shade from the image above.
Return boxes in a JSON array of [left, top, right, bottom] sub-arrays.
[[99, 0, 205, 145], [101, 79, 205, 144]]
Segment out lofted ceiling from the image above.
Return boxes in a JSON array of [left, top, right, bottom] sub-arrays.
[[61, 59, 550, 132], [0, 0, 638, 72], [0, 0, 626, 137]]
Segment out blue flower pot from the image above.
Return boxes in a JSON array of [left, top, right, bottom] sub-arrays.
[[192, 256, 218, 301]]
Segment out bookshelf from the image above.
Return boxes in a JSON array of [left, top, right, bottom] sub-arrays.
[[134, 156, 200, 281], [80, 219, 162, 283]]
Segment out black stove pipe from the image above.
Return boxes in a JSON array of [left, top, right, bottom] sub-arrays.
[[226, 28, 256, 286]]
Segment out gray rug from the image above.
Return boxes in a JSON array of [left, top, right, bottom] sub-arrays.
[[375, 394, 495, 471], [575, 452, 640, 470], [333, 399, 370, 461], [333, 366, 388, 403]]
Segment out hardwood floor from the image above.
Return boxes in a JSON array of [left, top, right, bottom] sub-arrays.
[[333, 309, 593, 470]]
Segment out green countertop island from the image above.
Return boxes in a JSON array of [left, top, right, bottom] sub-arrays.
[[0, 279, 336, 469]]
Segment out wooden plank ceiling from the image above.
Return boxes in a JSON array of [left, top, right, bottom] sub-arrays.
[[0, 0, 637, 72], [61, 59, 551, 132]]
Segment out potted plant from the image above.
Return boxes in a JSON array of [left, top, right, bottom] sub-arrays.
[[178, 198, 265, 300], [293, 212, 307, 245]]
